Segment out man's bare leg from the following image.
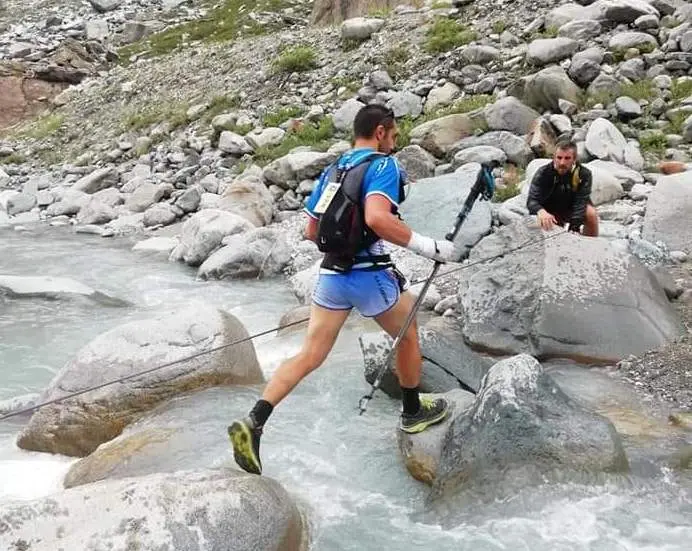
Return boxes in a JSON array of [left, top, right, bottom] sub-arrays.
[[262, 304, 350, 405], [229, 303, 349, 474], [374, 291, 449, 433], [583, 204, 599, 237]]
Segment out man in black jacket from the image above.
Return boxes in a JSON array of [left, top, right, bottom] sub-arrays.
[[526, 138, 599, 237]]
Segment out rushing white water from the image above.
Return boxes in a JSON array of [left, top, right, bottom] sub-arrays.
[[1, 226, 691, 550]]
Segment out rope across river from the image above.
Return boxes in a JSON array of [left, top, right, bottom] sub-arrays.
[[0, 229, 568, 422]]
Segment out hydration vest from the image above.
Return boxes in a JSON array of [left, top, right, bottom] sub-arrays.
[[314, 152, 406, 273]]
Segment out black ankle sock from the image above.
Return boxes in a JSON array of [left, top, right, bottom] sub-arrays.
[[249, 399, 274, 427], [402, 386, 420, 416]]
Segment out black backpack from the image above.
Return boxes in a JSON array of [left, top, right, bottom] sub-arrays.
[[314, 152, 383, 260]]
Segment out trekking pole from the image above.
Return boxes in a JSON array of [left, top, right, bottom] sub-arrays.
[[358, 163, 496, 415]]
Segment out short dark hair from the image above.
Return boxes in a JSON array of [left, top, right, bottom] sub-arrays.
[[555, 136, 577, 156], [353, 104, 395, 139]]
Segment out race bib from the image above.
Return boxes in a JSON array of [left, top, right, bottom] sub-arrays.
[[313, 182, 341, 214]]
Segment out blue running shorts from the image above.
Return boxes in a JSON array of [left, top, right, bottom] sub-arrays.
[[312, 269, 401, 318]]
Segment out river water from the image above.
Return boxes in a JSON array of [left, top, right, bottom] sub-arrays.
[[1, 225, 691, 550]]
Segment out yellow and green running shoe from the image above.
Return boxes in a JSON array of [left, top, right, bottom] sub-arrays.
[[228, 417, 263, 475], [399, 395, 449, 434]]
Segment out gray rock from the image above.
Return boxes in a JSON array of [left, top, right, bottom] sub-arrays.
[[395, 145, 436, 181], [569, 57, 601, 86], [399, 163, 492, 257], [45, 189, 90, 216], [397, 389, 475, 484], [263, 150, 335, 190], [198, 228, 291, 280], [586, 159, 644, 191], [125, 182, 171, 213], [219, 178, 275, 227], [457, 221, 683, 363], [218, 131, 253, 155], [85, 19, 109, 41], [93, 187, 123, 207], [244, 127, 285, 150], [642, 171, 692, 253], [550, 114, 573, 134], [175, 186, 202, 213], [615, 96, 642, 120], [76, 199, 116, 225], [409, 114, 475, 157], [361, 316, 492, 398], [451, 131, 534, 167], [132, 236, 179, 255], [635, 13, 660, 30], [0, 191, 35, 216], [618, 57, 647, 81], [484, 96, 540, 135], [558, 19, 602, 40], [545, 3, 594, 28], [452, 145, 507, 168], [458, 45, 501, 66], [424, 82, 461, 114], [121, 21, 151, 44], [143, 203, 178, 227], [369, 70, 393, 90], [629, 182, 654, 200], [585, 118, 630, 164], [333, 98, 365, 132], [683, 114, 692, 142], [429, 354, 628, 504], [0, 275, 124, 304], [387, 90, 423, 118], [341, 17, 385, 40], [601, 0, 660, 23], [523, 65, 582, 112], [609, 31, 658, 51], [0, 469, 304, 551], [17, 303, 262, 456], [88, 0, 122, 12], [72, 167, 118, 194], [588, 73, 622, 98], [527, 37, 579, 66]]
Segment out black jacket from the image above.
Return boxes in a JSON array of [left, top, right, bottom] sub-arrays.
[[526, 163, 592, 227]]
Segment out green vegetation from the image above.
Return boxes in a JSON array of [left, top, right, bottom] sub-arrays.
[[203, 94, 241, 122], [425, 17, 477, 53], [367, 7, 391, 18], [253, 117, 335, 165], [620, 79, 656, 101], [272, 45, 318, 74], [665, 111, 689, 135], [0, 153, 27, 165], [263, 105, 305, 127], [13, 113, 65, 140], [639, 132, 668, 156], [395, 94, 494, 149], [491, 20, 507, 34], [493, 182, 521, 202], [118, 0, 289, 62], [383, 45, 410, 80], [531, 25, 558, 40], [670, 79, 692, 102], [122, 100, 190, 131], [431, 0, 452, 8]]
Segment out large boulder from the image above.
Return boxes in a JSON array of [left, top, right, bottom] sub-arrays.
[[0, 275, 127, 305], [642, 171, 692, 253], [16, 303, 263, 456], [429, 354, 628, 505], [360, 316, 493, 398], [0, 469, 306, 551], [409, 113, 475, 157], [484, 96, 540, 135], [585, 118, 644, 170], [450, 131, 534, 167], [521, 65, 581, 112], [395, 144, 436, 180], [218, 178, 274, 226], [169, 209, 253, 266], [399, 163, 493, 257], [72, 167, 118, 194], [600, 0, 660, 23], [263, 150, 335, 190], [457, 221, 683, 364], [609, 31, 658, 51], [526, 37, 579, 66], [397, 389, 475, 484], [198, 227, 291, 280]]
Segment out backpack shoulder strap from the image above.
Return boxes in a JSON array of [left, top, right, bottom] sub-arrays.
[[340, 152, 386, 202]]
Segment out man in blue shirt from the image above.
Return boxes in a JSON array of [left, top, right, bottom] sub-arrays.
[[229, 104, 457, 475]]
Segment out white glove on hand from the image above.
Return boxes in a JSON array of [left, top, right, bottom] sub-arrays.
[[406, 232, 457, 263]]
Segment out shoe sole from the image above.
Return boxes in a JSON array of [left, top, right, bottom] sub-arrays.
[[228, 422, 262, 475], [399, 404, 449, 434]]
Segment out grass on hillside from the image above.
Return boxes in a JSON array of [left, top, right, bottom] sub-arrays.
[[118, 0, 290, 62], [425, 17, 477, 53], [253, 117, 335, 165], [272, 45, 318, 74]]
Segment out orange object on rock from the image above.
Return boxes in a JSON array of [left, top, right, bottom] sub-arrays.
[[658, 161, 688, 175]]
